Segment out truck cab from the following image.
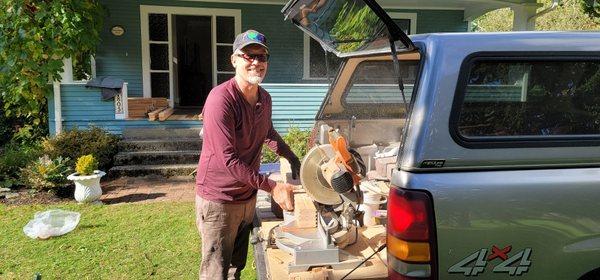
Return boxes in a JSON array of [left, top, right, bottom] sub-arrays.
[[281, 0, 600, 279]]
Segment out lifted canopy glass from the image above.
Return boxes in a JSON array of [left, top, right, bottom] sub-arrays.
[[282, 0, 414, 57]]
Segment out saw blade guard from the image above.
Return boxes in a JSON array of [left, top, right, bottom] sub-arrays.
[[300, 144, 344, 205]]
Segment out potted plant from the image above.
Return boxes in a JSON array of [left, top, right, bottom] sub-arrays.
[[67, 154, 105, 204]]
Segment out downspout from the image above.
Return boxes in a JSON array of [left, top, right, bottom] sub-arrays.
[[529, 0, 560, 22]]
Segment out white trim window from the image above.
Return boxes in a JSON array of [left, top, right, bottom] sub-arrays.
[[140, 6, 241, 106], [303, 12, 417, 80]]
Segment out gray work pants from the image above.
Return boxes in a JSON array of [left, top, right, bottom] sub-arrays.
[[195, 195, 256, 280]]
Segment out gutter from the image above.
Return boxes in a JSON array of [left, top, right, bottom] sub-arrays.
[[529, 0, 560, 21]]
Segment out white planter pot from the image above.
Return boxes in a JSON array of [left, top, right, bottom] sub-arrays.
[[67, 171, 106, 204]]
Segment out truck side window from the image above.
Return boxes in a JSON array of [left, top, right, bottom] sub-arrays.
[[456, 58, 600, 138]]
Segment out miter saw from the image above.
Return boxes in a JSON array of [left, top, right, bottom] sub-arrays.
[[271, 127, 368, 272]]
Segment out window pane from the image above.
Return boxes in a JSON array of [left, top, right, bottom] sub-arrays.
[[217, 73, 235, 84], [217, 17, 235, 44], [393, 19, 411, 34], [346, 60, 418, 104], [149, 14, 168, 41], [217, 46, 234, 72], [458, 60, 600, 137], [150, 44, 169, 70], [151, 73, 169, 98], [309, 38, 342, 78]]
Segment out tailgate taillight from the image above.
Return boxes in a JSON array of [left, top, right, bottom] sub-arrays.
[[387, 187, 437, 279]]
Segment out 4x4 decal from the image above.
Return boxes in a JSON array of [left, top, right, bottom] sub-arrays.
[[448, 245, 532, 276]]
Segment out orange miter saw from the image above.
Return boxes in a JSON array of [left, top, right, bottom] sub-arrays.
[[271, 127, 368, 272], [300, 128, 366, 205]]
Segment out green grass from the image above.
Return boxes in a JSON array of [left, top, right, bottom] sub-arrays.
[[0, 202, 256, 280]]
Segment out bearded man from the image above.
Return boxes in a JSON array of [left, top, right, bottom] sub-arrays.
[[194, 30, 301, 280]]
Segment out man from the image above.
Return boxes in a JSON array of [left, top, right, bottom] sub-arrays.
[[195, 30, 301, 280]]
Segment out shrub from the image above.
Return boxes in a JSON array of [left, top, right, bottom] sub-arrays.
[[262, 126, 311, 163], [42, 127, 119, 171], [75, 154, 98, 176], [20, 155, 71, 191], [0, 141, 43, 189]]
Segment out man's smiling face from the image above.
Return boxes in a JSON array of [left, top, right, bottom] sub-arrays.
[[231, 44, 269, 85]]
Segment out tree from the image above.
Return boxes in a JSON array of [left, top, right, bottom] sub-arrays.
[[472, 0, 600, 32], [581, 0, 600, 19], [0, 0, 104, 143]]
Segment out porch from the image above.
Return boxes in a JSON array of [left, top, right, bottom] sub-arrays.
[[47, 82, 328, 136]]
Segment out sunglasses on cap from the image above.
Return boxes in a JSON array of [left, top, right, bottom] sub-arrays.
[[235, 53, 270, 63]]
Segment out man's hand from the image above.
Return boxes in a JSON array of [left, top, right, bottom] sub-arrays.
[[289, 156, 301, 180], [272, 182, 295, 211]]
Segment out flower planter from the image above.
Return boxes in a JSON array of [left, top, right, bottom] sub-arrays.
[[67, 171, 106, 204]]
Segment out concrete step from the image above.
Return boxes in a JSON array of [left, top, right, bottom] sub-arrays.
[[114, 150, 200, 166], [108, 164, 197, 178], [122, 128, 202, 140], [119, 138, 202, 152]]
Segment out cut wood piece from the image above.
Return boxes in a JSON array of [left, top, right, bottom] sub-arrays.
[[294, 193, 317, 228], [158, 107, 174, 121], [147, 107, 168, 121]]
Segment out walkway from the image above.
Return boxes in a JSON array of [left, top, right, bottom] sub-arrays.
[[100, 176, 195, 204], [99, 173, 281, 205]]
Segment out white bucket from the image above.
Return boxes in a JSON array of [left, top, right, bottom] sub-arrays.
[[360, 190, 387, 226]]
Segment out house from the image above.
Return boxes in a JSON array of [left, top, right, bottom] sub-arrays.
[[47, 0, 554, 136]]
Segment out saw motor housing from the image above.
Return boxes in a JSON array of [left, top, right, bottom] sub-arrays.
[[319, 129, 363, 194]]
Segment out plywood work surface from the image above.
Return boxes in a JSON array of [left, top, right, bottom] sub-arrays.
[[258, 219, 388, 280]]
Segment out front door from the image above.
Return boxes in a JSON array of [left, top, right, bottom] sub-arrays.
[[141, 6, 241, 108], [173, 15, 212, 107]]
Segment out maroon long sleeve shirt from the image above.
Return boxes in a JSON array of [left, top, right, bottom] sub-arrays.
[[196, 78, 296, 203]]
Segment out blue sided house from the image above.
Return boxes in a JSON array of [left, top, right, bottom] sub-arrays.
[[47, 0, 547, 136]]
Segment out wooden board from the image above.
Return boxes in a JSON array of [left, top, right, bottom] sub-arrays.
[[293, 193, 317, 228], [158, 107, 174, 121]]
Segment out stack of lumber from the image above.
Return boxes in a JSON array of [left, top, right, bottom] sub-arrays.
[[293, 193, 317, 228], [127, 98, 169, 119]]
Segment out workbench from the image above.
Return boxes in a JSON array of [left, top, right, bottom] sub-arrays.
[[252, 191, 388, 280]]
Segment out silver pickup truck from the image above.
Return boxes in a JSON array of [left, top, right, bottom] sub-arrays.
[[280, 0, 600, 279]]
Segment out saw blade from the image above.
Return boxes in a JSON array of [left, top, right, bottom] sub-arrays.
[[300, 144, 343, 205]]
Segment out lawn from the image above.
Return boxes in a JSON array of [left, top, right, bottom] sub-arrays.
[[0, 202, 256, 280]]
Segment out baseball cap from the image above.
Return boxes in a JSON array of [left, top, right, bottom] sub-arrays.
[[233, 30, 269, 53]]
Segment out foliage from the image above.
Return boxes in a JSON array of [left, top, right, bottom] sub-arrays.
[[262, 126, 312, 163], [20, 155, 71, 191], [42, 127, 120, 171], [0, 141, 43, 189], [0, 0, 104, 143], [75, 154, 98, 176], [330, 2, 380, 52], [472, 0, 600, 32], [0, 202, 256, 279], [581, 0, 600, 19]]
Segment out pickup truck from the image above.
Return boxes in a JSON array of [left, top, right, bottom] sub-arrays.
[[272, 0, 600, 279]]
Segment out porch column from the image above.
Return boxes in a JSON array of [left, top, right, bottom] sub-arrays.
[[60, 57, 73, 83], [53, 81, 62, 134], [512, 4, 538, 31]]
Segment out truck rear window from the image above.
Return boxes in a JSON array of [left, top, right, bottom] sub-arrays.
[[345, 60, 418, 104], [455, 57, 600, 140]]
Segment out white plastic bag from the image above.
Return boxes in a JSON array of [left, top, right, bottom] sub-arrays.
[[23, 209, 81, 239]]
